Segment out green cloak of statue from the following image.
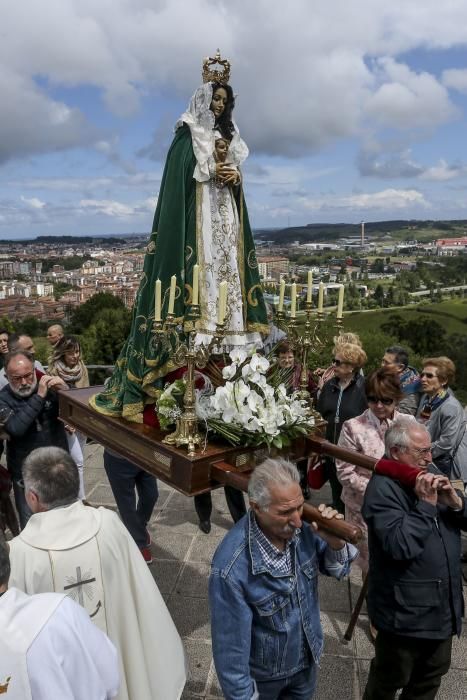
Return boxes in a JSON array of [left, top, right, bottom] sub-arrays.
[[91, 125, 268, 422]]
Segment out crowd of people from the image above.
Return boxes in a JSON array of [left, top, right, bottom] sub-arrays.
[[0, 318, 466, 699]]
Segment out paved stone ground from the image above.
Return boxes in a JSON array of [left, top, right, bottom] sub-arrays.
[[11, 442, 467, 699]]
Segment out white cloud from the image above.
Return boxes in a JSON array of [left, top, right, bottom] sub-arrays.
[[365, 58, 457, 129], [0, 65, 99, 164], [1, 1, 467, 163], [442, 68, 467, 93], [20, 196, 46, 209], [419, 159, 467, 181], [299, 188, 429, 212], [79, 199, 136, 217]]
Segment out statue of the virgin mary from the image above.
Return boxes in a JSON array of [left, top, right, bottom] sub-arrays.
[[91, 52, 268, 422]]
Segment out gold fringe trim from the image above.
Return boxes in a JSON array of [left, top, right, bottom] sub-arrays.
[[89, 395, 122, 416]]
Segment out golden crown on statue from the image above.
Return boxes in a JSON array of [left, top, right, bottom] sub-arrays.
[[0, 677, 11, 694], [202, 50, 231, 84]]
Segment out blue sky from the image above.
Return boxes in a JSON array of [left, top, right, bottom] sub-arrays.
[[1, 0, 467, 239]]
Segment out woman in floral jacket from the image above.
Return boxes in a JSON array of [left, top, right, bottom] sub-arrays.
[[336, 368, 412, 574]]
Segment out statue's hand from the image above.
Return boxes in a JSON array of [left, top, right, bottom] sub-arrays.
[[216, 164, 239, 186]]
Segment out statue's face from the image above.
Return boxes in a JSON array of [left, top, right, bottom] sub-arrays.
[[210, 87, 228, 119]]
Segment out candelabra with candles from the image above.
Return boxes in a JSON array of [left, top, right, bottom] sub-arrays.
[[276, 273, 345, 407], [152, 267, 228, 457]]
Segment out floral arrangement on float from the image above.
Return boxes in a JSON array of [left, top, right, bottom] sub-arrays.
[[155, 349, 314, 449]]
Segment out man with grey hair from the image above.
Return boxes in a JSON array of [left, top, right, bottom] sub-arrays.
[[0, 351, 68, 528], [0, 334, 45, 390], [0, 543, 119, 699], [362, 417, 467, 699], [8, 446, 187, 700], [209, 457, 357, 700]]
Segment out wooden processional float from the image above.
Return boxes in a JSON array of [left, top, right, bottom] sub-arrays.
[[59, 386, 378, 546]]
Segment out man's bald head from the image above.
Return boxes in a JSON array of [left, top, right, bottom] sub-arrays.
[[47, 324, 64, 347]]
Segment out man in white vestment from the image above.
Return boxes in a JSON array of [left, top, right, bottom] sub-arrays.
[[8, 446, 187, 700], [0, 543, 120, 700]]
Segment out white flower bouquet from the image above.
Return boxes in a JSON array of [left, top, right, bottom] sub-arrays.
[[196, 349, 314, 449], [155, 379, 185, 430]]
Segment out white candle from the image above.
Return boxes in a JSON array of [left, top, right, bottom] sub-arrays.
[[290, 282, 297, 318], [318, 282, 324, 313], [154, 279, 161, 322], [337, 284, 345, 318], [218, 281, 227, 323], [192, 264, 199, 305], [168, 275, 176, 314], [307, 270, 313, 303], [278, 279, 285, 312]]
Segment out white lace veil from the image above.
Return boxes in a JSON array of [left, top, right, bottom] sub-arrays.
[[175, 82, 249, 182]]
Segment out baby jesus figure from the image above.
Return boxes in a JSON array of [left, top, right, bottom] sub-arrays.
[[214, 136, 241, 188]]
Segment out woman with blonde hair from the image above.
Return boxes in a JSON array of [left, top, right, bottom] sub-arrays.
[[316, 342, 368, 512], [48, 336, 90, 498], [416, 356, 467, 480], [315, 332, 362, 391]]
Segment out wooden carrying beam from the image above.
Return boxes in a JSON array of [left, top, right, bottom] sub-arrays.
[[211, 460, 363, 545], [306, 435, 377, 472]]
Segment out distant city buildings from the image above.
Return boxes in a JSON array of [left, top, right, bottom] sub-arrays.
[[435, 237, 467, 256], [257, 255, 289, 281]]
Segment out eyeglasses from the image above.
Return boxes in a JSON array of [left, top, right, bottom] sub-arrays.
[[332, 358, 342, 366], [9, 371, 34, 383], [420, 371, 437, 379], [367, 396, 395, 406], [396, 444, 432, 458]]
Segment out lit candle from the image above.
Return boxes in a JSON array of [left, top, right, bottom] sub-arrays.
[[337, 284, 345, 319], [218, 281, 227, 324], [278, 279, 285, 312], [318, 282, 324, 313], [168, 275, 176, 314], [192, 264, 199, 305], [307, 270, 313, 303], [290, 283, 297, 318], [154, 279, 161, 322]]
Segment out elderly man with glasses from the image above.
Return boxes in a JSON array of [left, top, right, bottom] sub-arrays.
[[0, 351, 68, 528], [362, 417, 467, 700]]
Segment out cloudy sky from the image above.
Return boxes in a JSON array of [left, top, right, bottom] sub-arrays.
[[2, 0, 467, 239]]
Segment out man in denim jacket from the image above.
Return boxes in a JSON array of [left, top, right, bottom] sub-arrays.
[[209, 458, 357, 700]]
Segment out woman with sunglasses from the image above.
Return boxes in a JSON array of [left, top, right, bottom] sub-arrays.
[[316, 342, 367, 512], [315, 332, 362, 394], [416, 356, 467, 480], [336, 370, 407, 570]]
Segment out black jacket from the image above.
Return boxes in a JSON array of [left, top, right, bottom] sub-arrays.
[[316, 374, 367, 444], [0, 385, 68, 477], [362, 468, 467, 639]]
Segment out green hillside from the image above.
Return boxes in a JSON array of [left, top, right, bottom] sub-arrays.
[[346, 300, 467, 336]]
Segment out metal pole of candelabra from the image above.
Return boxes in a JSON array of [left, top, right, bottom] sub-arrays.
[[154, 303, 226, 457]]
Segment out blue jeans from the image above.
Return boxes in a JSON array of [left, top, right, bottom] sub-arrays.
[[103, 450, 158, 547], [256, 663, 317, 700]]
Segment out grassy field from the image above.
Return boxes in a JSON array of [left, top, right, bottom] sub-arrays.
[[345, 299, 467, 336]]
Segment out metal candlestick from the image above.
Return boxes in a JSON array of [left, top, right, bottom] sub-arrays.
[[156, 307, 226, 457]]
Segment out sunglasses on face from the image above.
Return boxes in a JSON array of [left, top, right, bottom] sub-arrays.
[[367, 396, 395, 406], [420, 371, 437, 379]]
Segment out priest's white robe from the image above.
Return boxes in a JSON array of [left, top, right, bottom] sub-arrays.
[[0, 587, 119, 700], [8, 501, 187, 700]]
